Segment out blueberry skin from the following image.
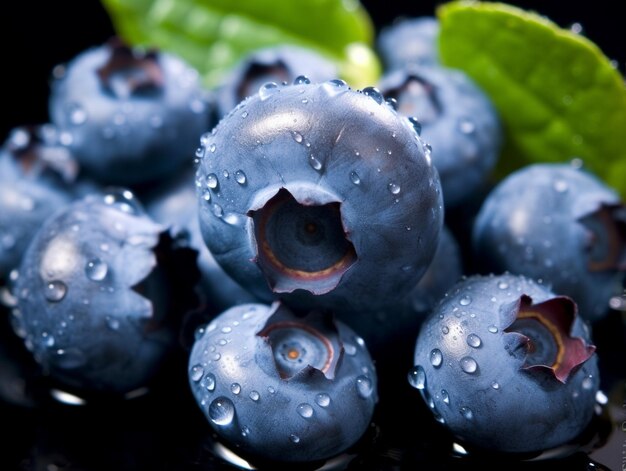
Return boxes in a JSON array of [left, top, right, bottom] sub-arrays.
[[472, 163, 625, 322], [215, 45, 338, 119], [377, 16, 440, 71], [378, 64, 502, 208], [196, 79, 443, 313], [411, 273, 599, 454], [10, 190, 198, 395], [49, 40, 211, 187], [188, 302, 377, 464], [144, 168, 259, 312]]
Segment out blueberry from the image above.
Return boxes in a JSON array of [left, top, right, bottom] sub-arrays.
[[196, 79, 443, 313], [48, 38, 211, 187], [411, 273, 599, 454], [377, 16, 440, 71], [215, 45, 338, 119], [188, 302, 377, 464], [377, 64, 502, 208], [10, 189, 199, 396], [144, 168, 259, 312], [472, 162, 626, 322]]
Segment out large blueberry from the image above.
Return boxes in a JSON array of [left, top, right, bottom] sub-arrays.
[[10, 190, 199, 396], [48, 38, 211, 187], [472, 162, 626, 322], [377, 16, 440, 71], [195, 79, 443, 313], [377, 64, 502, 208], [188, 302, 377, 464], [411, 273, 599, 454], [214, 45, 338, 119]]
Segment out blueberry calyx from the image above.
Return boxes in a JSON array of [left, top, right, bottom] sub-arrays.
[[256, 303, 343, 381], [236, 60, 290, 103], [96, 37, 164, 99], [503, 294, 596, 383], [578, 202, 626, 272], [248, 185, 356, 296], [378, 73, 441, 125]]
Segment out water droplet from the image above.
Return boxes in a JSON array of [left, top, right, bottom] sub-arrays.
[[430, 349, 443, 368], [221, 326, 232, 334], [553, 179, 569, 193], [267, 386, 276, 394], [458, 118, 475, 134], [249, 390, 260, 401], [460, 406, 474, 420], [570, 22, 583, 34], [441, 389, 450, 404], [491, 381, 500, 390], [488, 325, 498, 333], [309, 155, 322, 171], [204, 373, 216, 391], [289, 434, 300, 444], [208, 397, 235, 426], [408, 116, 422, 135], [292, 131, 304, 143], [241, 111, 248, 119], [460, 356, 478, 374], [293, 75, 310, 85], [408, 366, 426, 390], [344, 343, 357, 356], [467, 334, 482, 348], [235, 170, 247, 184], [315, 393, 331, 407], [296, 403, 314, 418], [42, 332, 55, 347], [241, 425, 250, 437], [190, 364, 204, 382], [355, 375, 373, 398], [195, 147, 205, 158], [212, 204, 224, 218], [206, 173, 218, 189], [259, 82, 279, 100], [67, 102, 87, 125], [85, 258, 108, 281], [44, 280, 67, 302], [582, 376, 594, 390], [106, 316, 120, 330], [349, 171, 361, 185], [388, 182, 401, 195], [201, 189, 211, 202], [362, 86, 383, 104], [442, 326, 449, 335], [230, 383, 241, 395], [209, 143, 216, 153], [459, 294, 472, 306], [497, 281, 508, 290]]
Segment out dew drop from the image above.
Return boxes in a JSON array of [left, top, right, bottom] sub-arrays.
[[249, 390, 260, 401], [296, 403, 314, 419], [221, 326, 232, 334], [267, 386, 276, 394], [201, 189, 211, 202], [430, 349, 443, 368], [292, 131, 304, 143], [85, 258, 108, 281], [258, 82, 279, 100], [408, 116, 422, 135], [206, 173, 218, 189], [42, 332, 55, 348], [362, 86, 383, 104], [309, 155, 323, 171], [344, 343, 357, 356], [460, 356, 478, 374], [460, 406, 474, 420], [67, 103, 87, 126], [293, 75, 311, 85], [388, 182, 401, 195], [190, 364, 204, 382], [491, 381, 500, 390], [209, 143, 216, 153], [497, 281, 509, 290], [230, 383, 241, 395], [441, 389, 450, 404], [212, 204, 224, 218], [315, 393, 331, 407], [235, 170, 247, 184], [349, 171, 361, 185], [44, 280, 67, 302], [289, 434, 300, 444], [195, 147, 205, 158], [208, 397, 235, 426], [582, 376, 594, 390], [241, 111, 248, 119], [442, 326, 449, 335], [459, 294, 472, 306], [408, 365, 426, 390], [355, 375, 373, 398], [488, 325, 498, 333], [204, 373, 216, 392], [466, 334, 482, 348], [106, 316, 120, 330]]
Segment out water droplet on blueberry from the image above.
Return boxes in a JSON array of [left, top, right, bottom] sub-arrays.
[[190, 364, 204, 382], [355, 375, 373, 398], [408, 365, 426, 390], [430, 349, 443, 367], [209, 397, 235, 426], [85, 258, 108, 281], [44, 280, 67, 302], [296, 403, 314, 419], [466, 334, 482, 348], [315, 393, 331, 407], [460, 356, 478, 374]]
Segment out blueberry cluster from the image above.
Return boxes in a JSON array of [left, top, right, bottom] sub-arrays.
[[0, 13, 623, 470]]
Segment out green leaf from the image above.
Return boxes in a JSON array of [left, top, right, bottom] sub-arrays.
[[437, 1, 626, 197], [101, 0, 381, 90]]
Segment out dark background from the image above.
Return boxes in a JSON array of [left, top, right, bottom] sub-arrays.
[[1, 1, 624, 144]]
